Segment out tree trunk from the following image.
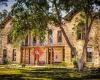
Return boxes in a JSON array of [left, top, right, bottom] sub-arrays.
[[77, 44, 87, 71], [59, 26, 77, 55], [77, 14, 94, 71], [54, 2, 77, 56]]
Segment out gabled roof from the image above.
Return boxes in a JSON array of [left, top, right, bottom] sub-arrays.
[[64, 9, 79, 21], [0, 16, 12, 29]]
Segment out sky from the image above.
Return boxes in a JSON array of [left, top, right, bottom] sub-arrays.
[[0, 0, 16, 12]]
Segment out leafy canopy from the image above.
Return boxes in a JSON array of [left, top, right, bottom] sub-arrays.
[[9, 0, 100, 43], [10, 0, 49, 43]]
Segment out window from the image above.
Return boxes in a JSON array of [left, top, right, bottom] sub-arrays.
[[3, 49, 7, 59], [21, 40, 25, 46], [71, 50, 75, 61], [28, 35, 31, 45], [7, 35, 11, 44], [39, 36, 45, 45], [76, 23, 85, 40], [48, 29, 53, 44], [25, 36, 28, 46], [57, 30, 62, 43], [33, 36, 36, 46], [3, 49, 7, 64], [12, 49, 16, 61], [86, 47, 92, 62]]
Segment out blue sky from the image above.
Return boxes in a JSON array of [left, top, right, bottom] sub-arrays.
[[0, 0, 16, 11], [0, 0, 66, 17]]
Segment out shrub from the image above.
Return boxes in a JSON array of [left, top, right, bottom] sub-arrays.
[[3, 58, 11, 65], [22, 63, 26, 68]]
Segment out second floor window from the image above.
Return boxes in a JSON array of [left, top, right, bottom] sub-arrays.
[[25, 36, 28, 46], [77, 26, 85, 40], [7, 35, 11, 44], [48, 29, 53, 44], [33, 36, 36, 45], [39, 36, 45, 45], [57, 30, 62, 43], [76, 21, 85, 40]]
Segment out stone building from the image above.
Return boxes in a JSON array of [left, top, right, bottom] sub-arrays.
[[0, 12, 100, 68]]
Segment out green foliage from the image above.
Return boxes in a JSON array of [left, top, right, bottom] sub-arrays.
[[73, 16, 85, 40], [3, 58, 11, 65], [59, 61, 68, 67], [59, 61, 73, 67], [9, 0, 49, 43], [9, 0, 72, 43], [9, 0, 100, 45]]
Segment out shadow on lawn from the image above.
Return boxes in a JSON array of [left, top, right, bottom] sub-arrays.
[[23, 68, 100, 80], [0, 74, 24, 80], [0, 68, 100, 80]]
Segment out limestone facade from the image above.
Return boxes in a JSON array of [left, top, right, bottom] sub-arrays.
[[0, 13, 100, 67]]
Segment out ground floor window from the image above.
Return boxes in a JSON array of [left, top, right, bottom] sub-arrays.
[[3, 49, 7, 58], [12, 49, 16, 61], [87, 47, 92, 62], [3, 49, 7, 64], [71, 50, 75, 61]]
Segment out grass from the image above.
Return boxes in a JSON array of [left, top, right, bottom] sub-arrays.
[[0, 66, 100, 80]]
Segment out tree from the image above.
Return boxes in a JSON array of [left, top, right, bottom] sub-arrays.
[[69, 0, 100, 71], [48, 0, 100, 71], [10, 0, 100, 71], [10, 0, 49, 43]]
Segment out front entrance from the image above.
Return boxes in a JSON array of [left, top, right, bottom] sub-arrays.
[[21, 48, 30, 64], [21, 46, 65, 65], [48, 48, 54, 64], [47, 46, 65, 64]]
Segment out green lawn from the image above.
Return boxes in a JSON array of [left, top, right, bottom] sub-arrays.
[[0, 66, 100, 80]]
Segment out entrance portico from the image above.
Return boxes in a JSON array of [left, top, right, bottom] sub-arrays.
[[21, 46, 65, 65]]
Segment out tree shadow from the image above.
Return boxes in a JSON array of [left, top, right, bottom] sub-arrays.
[[22, 68, 82, 80], [0, 68, 100, 80], [0, 74, 24, 80]]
